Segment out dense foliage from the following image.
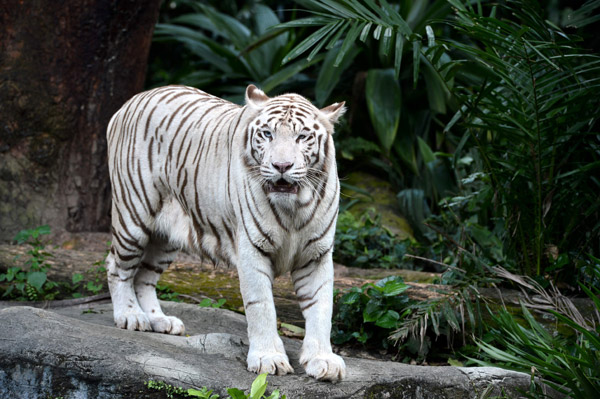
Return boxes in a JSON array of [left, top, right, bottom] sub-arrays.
[[144, 0, 600, 393]]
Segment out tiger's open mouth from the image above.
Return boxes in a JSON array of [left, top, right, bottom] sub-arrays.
[[267, 179, 299, 194]]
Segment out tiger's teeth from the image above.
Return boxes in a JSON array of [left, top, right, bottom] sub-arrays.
[[268, 180, 298, 194]]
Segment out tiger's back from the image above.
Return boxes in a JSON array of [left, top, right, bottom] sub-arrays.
[[106, 84, 347, 382], [107, 85, 242, 267]]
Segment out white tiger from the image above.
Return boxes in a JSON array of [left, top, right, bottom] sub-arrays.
[[105, 84, 346, 381]]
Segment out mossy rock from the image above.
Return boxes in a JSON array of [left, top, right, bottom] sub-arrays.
[[342, 172, 413, 240]]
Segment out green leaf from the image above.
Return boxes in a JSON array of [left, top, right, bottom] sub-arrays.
[[37, 225, 51, 236], [393, 135, 418, 174], [281, 22, 336, 64], [363, 299, 385, 322], [397, 189, 431, 239], [334, 21, 364, 67], [198, 4, 251, 50], [72, 273, 84, 284], [359, 22, 372, 42], [266, 389, 281, 399], [213, 298, 227, 308], [375, 309, 400, 329], [373, 24, 382, 40], [341, 291, 361, 305], [226, 388, 248, 399], [412, 39, 422, 88], [421, 57, 448, 114], [316, 45, 360, 106], [27, 272, 47, 291], [417, 137, 436, 164], [381, 27, 393, 57], [250, 373, 268, 399], [376, 276, 409, 296], [199, 298, 212, 307], [261, 53, 325, 93], [394, 33, 404, 79], [365, 69, 401, 154], [447, 358, 464, 367]]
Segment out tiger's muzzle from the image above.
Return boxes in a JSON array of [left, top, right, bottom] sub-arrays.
[[267, 178, 299, 194]]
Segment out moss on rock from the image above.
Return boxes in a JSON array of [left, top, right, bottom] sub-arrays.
[[342, 172, 413, 240]]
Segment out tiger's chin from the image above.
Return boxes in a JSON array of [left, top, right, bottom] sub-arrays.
[[266, 179, 299, 195]]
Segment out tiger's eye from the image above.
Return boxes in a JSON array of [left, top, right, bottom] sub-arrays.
[[297, 134, 306, 141], [263, 131, 273, 139]]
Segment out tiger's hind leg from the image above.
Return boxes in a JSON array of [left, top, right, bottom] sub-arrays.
[[133, 236, 185, 335]]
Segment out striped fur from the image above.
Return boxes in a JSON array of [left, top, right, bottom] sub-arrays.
[[105, 85, 346, 381]]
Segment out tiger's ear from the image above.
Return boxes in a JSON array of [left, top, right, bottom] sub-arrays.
[[245, 84, 269, 110], [320, 101, 346, 125]]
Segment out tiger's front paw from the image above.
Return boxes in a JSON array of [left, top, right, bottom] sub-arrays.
[[247, 351, 294, 376], [115, 310, 152, 332], [149, 314, 185, 335], [301, 352, 346, 382]]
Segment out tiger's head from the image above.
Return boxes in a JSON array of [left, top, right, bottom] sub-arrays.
[[243, 85, 345, 199]]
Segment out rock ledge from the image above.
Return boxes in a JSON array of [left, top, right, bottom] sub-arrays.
[[0, 302, 556, 398]]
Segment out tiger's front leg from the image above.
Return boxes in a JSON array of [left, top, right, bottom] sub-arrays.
[[292, 252, 346, 382], [237, 237, 294, 376]]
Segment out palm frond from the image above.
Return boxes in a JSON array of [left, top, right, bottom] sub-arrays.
[[274, 0, 418, 79]]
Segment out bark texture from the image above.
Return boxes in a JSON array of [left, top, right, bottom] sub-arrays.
[[0, 0, 162, 240]]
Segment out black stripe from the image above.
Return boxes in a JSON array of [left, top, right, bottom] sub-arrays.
[[243, 180, 273, 246], [297, 279, 329, 302], [227, 107, 248, 201], [222, 217, 235, 245], [147, 136, 155, 173], [112, 230, 141, 253], [295, 241, 335, 272], [303, 212, 337, 250], [237, 195, 272, 260], [301, 299, 318, 312], [141, 262, 165, 274], [267, 198, 289, 233], [137, 160, 155, 217], [207, 219, 222, 256]]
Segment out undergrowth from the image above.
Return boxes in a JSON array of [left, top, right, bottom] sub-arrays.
[[145, 373, 285, 399], [334, 210, 410, 269], [0, 226, 109, 301]]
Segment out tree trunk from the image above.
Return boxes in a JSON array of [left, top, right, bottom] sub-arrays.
[[0, 0, 162, 240]]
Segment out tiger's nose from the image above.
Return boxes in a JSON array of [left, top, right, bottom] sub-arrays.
[[272, 162, 293, 173]]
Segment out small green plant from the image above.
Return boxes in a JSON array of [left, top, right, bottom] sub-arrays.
[[227, 373, 285, 399], [70, 241, 110, 298], [156, 283, 182, 302], [187, 387, 220, 399], [145, 380, 219, 398], [0, 225, 59, 301], [144, 374, 284, 399], [198, 298, 226, 309], [332, 276, 410, 348], [334, 210, 410, 269]]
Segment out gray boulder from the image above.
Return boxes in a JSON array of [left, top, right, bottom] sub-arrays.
[[0, 302, 557, 398]]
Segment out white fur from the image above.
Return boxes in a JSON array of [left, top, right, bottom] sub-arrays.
[[106, 85, 346, 382]]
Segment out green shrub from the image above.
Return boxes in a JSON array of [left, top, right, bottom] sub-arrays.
[[334, 210, 410, 269], [0, 225, 59, 301], [332, 276, 411, 348]]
